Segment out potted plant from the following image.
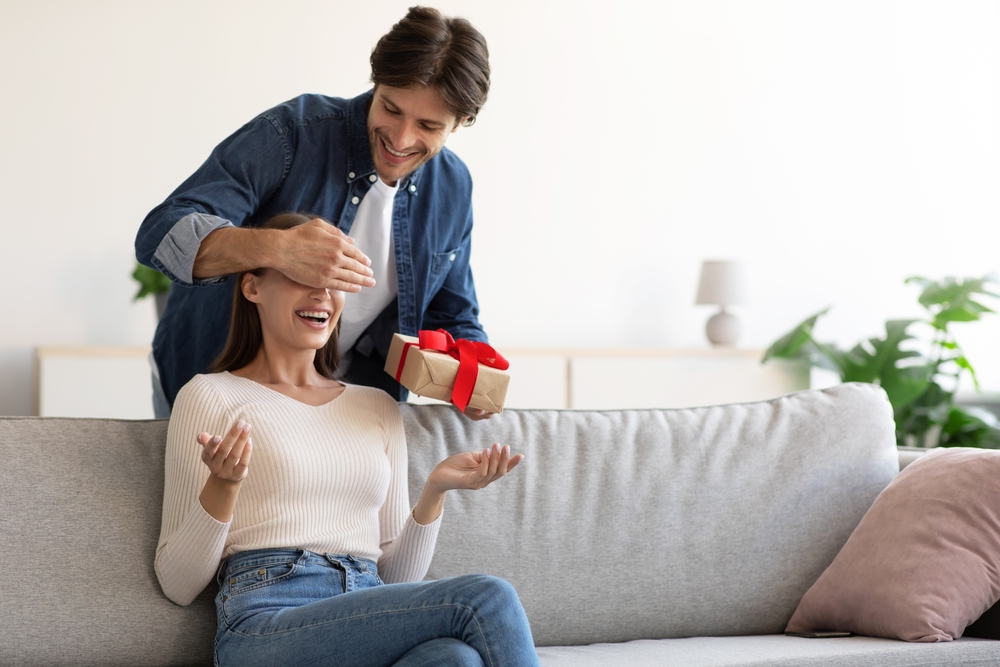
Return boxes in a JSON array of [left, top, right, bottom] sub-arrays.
[[132, 262, 171, 319], [763, 274, 1000, 448]]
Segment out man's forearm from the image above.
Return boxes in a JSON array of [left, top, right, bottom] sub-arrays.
[[193, 226, 279, 279]]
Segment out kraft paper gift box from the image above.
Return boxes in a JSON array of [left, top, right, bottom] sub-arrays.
[[384, 333, 510, 413]]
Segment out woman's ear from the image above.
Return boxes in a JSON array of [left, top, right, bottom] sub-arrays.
[[242, 272, 263, 303]]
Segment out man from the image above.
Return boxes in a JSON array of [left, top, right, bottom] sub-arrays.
[[135, 7, 492, 418]]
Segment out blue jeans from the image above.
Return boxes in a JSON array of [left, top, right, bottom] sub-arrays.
[[214, 549, 540, 667]]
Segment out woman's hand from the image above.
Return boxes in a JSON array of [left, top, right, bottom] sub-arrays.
[[412, 444, 523, 525], [198, 420, 253, 482], [428, 444, 523, 493], [197, 420, 254, 522]]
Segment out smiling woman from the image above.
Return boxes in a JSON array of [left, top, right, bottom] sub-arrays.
[[212, 212, 342, 381]]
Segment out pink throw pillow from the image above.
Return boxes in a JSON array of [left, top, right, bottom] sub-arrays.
[[786, 447, 1000, 642]]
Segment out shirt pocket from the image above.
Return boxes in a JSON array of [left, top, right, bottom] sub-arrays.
[[431, 248, 461, 275]]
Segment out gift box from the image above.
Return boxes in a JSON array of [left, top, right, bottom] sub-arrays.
[[384, 331, 510, 413]]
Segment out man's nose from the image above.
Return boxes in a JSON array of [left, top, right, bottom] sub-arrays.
[[391, 120, 418, 151]]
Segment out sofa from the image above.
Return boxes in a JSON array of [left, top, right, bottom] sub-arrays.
[[3, 382, 998, 666]]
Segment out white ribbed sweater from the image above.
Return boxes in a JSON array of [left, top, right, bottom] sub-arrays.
[[154, 372, 440, 606]]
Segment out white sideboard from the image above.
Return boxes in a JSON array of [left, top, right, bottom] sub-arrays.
[[36, 346, 808, 418], [36, 346, 155, 419], [409, 347, 808, 410]]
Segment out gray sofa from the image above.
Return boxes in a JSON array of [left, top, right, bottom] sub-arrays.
[[3, 383, 998, 666]]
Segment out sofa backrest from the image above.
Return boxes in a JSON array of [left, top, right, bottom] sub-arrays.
[[0, 417, 216, 666], [0, 383, 897, 664], [401, 383, 898, 646]]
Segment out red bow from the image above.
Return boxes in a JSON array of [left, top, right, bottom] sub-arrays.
[[394, 329, 509, 412]]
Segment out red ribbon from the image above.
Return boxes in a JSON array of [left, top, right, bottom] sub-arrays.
[[394, 329, 509, 412]]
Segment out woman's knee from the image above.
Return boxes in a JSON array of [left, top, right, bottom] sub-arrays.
[[451, 574, 525, 616], [460, 574, 518, 599], [393, 638, 484, 667]]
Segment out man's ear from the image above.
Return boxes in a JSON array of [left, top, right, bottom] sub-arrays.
[[242, 272, 263, 303], [451, 117, 469, 133]]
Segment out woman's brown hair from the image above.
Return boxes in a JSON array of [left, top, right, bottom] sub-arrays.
[[212, 213, 340, 378], [370, 6, 490, 126]]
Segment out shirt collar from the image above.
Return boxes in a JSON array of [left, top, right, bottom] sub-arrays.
[[345, 89, 425, 192]]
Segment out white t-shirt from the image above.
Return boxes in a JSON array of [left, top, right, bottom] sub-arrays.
[[338, 177, 399, 354]]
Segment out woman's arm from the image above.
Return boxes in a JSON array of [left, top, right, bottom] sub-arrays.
[[375, 394, 523, 583], [154, 377, 245, 606]]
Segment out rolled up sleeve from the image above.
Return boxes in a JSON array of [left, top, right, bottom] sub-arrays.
[[152, 213, 234, 286]]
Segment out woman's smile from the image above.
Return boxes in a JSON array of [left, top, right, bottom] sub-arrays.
[[295, 309, 331, 329]]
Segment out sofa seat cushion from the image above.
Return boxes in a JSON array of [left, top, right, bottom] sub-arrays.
[[536, 635, 1000, 667]]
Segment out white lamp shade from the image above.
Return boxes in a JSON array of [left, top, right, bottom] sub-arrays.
[[695, 260, 749, 306]]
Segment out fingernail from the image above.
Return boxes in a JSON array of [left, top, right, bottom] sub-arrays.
[[243, 423, 252, 433], [235, 420, 245, 430], [212, 435, 222, 445], [503, 445, 510, 455]]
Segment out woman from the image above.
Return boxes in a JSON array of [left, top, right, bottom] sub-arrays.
[[155, 213, 538, 667]]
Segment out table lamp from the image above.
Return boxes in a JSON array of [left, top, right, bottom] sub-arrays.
[[695, 260, 748, 346]]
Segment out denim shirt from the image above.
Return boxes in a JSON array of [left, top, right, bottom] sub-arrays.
[[135, 90, 486, 405]]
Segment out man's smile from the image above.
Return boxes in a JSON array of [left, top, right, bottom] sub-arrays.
[[381, 137, 416, 158], [379, 135, 421, 166]]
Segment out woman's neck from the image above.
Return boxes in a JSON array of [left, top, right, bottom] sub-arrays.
[[232, 340, 328, 388]]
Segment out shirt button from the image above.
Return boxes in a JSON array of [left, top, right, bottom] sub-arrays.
[[409, 184, 417, 193], [369, 174, 377, 182], [449, 253, 457, 261], [348, 171, 355, 179], [351, 196, 360, 205]]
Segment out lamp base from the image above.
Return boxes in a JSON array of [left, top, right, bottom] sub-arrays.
[[705, 310, 740, 346]]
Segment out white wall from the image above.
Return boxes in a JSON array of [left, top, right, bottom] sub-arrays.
[[1, 0, 998, 415]]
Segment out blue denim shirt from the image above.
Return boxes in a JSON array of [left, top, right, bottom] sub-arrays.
[[135, 90, 486, 405]]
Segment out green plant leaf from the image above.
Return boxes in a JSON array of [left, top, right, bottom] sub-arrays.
[[761, 308, 842, 373], [909, 275, 1000, 328], [893, 381, 953, 447], [939, 406, 1000, 449], [954, 356, 980, 390], [837, 320, 929, 412], [132, 263, 172, 300]]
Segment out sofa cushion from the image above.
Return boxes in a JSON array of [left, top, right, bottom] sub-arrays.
[[535, 635, 1000, 667], [787, 448, 1000, 642], [401, 383, 899, 646]]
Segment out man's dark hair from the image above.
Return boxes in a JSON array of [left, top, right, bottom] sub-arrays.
[[370, 6, 490, 127]]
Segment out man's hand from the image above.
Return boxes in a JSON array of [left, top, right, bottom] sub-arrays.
[[462, 406, 494, 421], [272, 219, 375, 292], [193, 219, 375, 292]]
